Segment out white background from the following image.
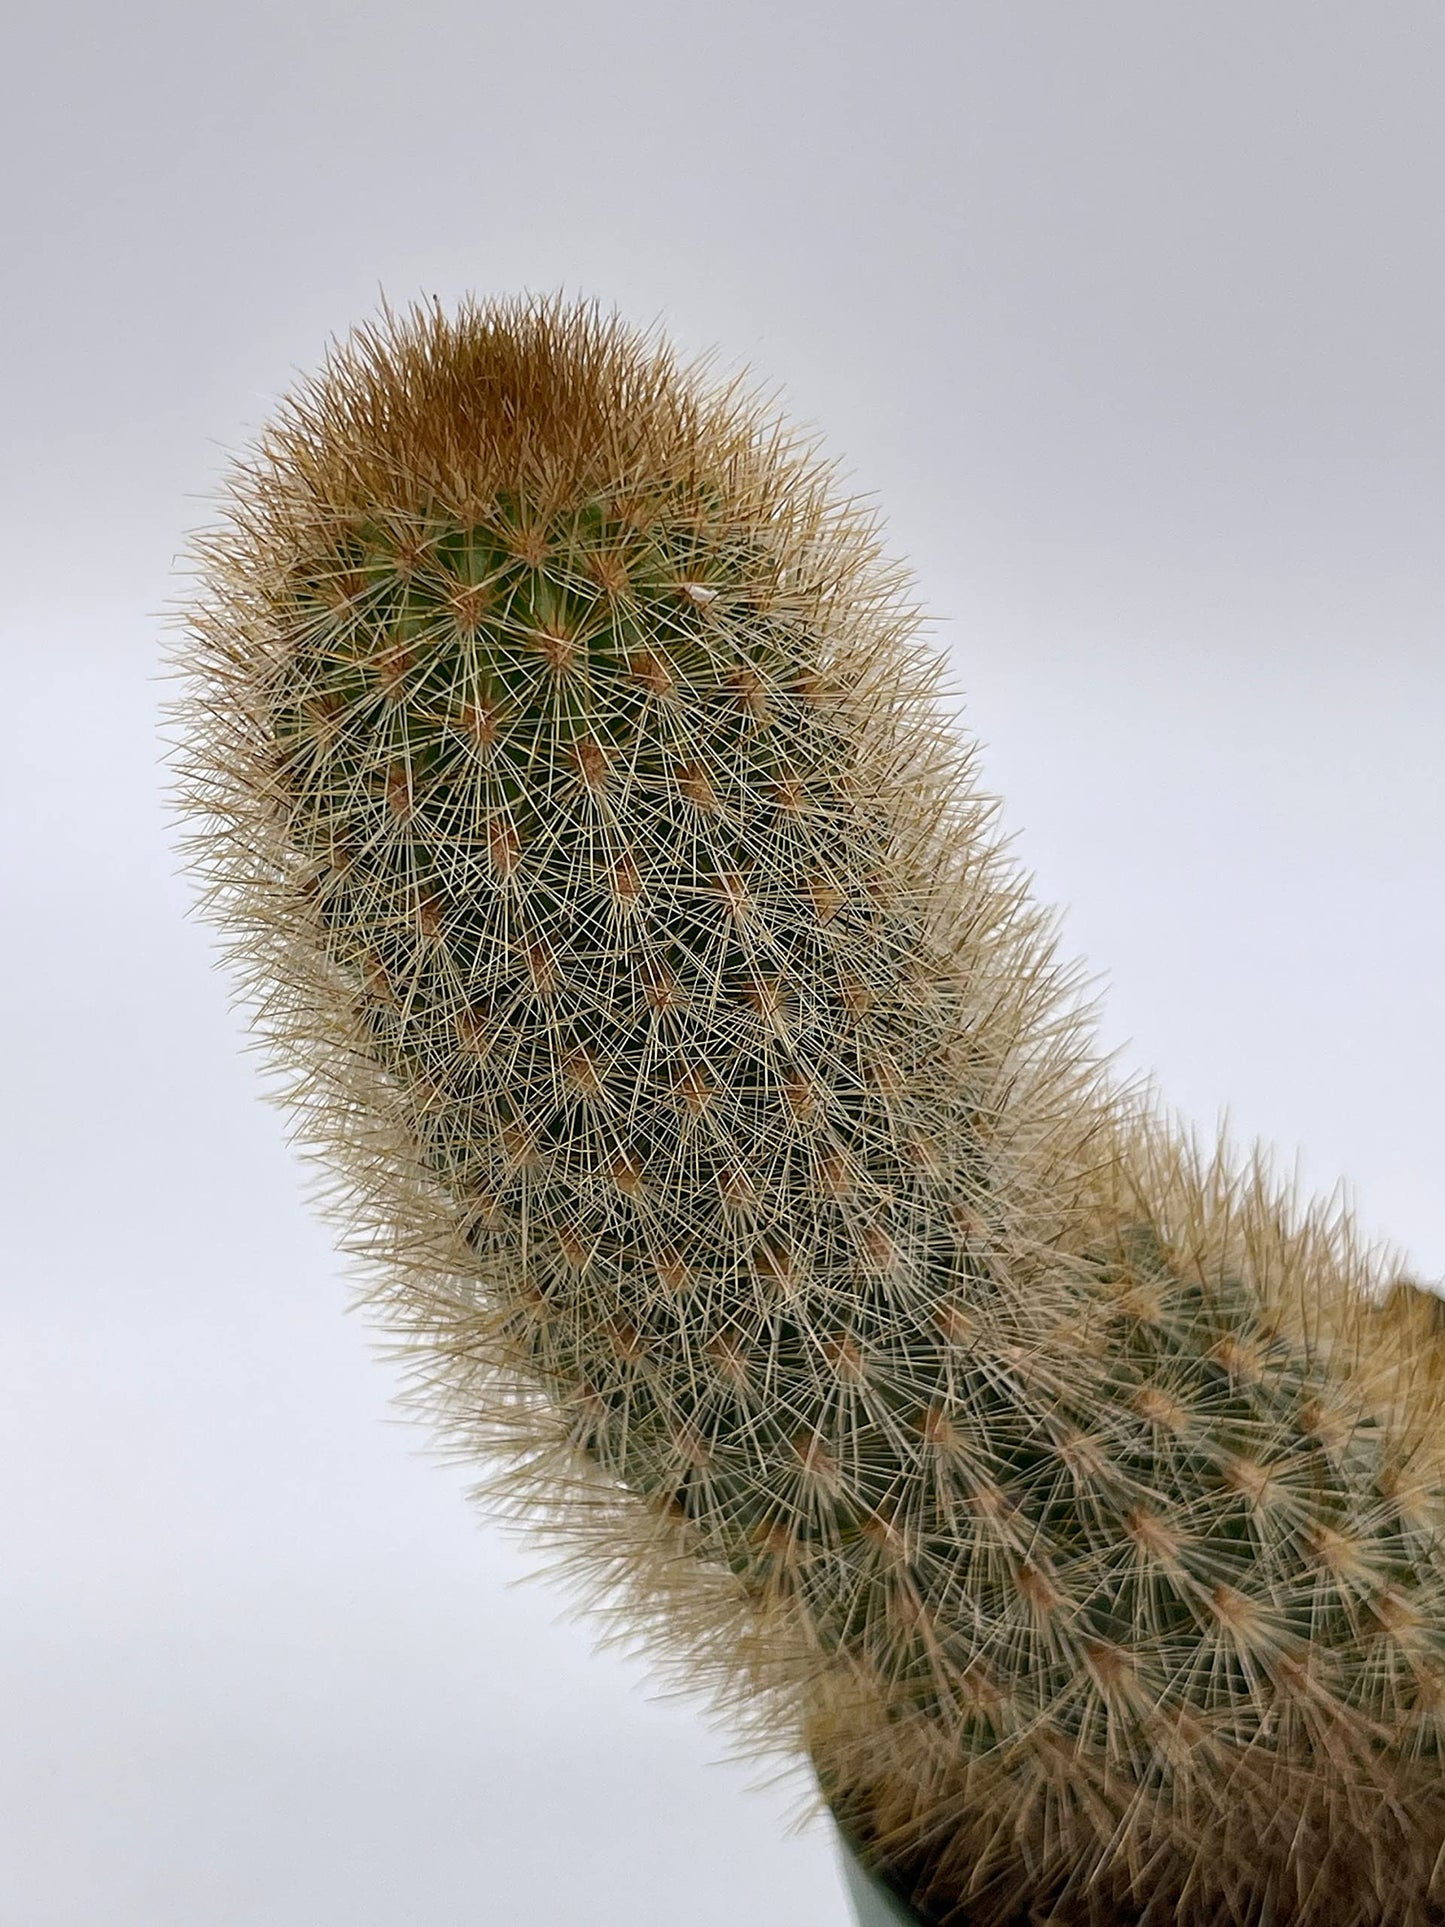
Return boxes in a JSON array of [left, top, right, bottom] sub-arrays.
[[2, 4, 1442, 1922]]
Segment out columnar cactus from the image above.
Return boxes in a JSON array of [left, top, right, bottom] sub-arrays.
[[175, 295, 1445, 1926]]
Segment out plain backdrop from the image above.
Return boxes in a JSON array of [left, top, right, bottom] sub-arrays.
[[2, 4, 1442, 1923]]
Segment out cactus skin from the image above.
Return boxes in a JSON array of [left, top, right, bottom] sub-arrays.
[[176, 296, 1445, 1927]]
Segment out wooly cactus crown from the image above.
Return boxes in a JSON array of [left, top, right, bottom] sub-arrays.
[[175, 294, 1445, 1927]]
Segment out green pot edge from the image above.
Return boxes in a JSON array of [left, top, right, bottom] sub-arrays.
[[834, 1826, 927, 1926]]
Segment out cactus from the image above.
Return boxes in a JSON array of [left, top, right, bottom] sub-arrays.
[[174, 294, 1445, 1927]]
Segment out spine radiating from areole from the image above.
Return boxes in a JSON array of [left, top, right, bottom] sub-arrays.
[[175, 294, 1445, 1927]]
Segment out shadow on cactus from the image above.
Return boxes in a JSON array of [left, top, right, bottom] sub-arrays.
[[172, 293, 1445, 1927]]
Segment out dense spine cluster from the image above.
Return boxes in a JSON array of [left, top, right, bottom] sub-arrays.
[[176, 296, 1445, 1927]]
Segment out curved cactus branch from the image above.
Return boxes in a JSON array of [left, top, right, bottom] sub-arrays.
[[173, 294, 1445, 1927]]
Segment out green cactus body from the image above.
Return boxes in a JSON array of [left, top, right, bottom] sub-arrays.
[[177, 297, 1445, 1927]]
